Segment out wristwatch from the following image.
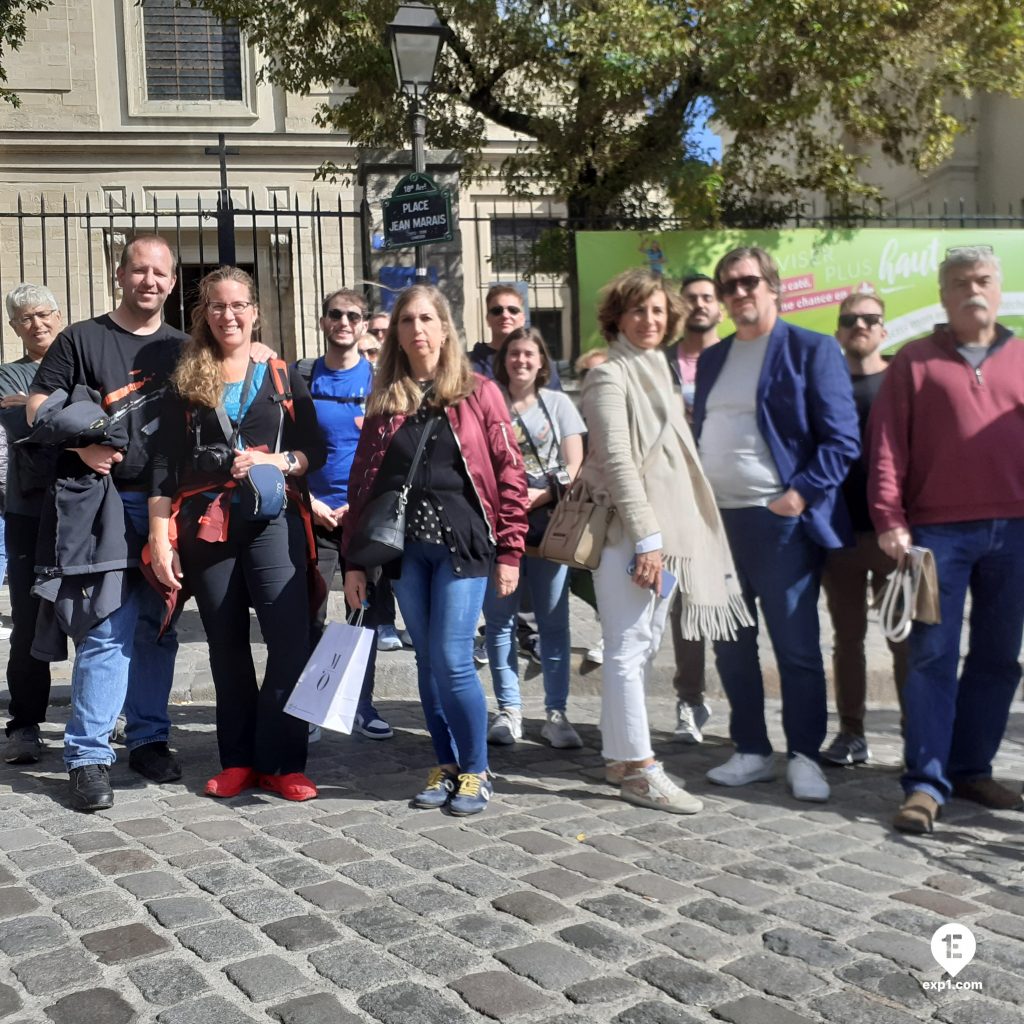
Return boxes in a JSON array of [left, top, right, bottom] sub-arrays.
[[283, 451, 299, 476]]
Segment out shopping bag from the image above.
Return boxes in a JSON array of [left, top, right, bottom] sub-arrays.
[[878, 545, 941, 643], [284, 613, 374, 734]]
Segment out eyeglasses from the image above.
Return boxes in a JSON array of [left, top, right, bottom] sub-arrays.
[[207, 301, 254, 315], [362, 346, 381, 356], [325, 308, 364, 323], [488, 304, 522, 317], [720, 275, 763, 297], [838, 312, 884, 329], [367, 327, 388, 338], [13, 310, 58, 327]]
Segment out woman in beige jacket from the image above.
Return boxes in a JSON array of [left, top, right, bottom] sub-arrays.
[[580, 269, 749, 812]]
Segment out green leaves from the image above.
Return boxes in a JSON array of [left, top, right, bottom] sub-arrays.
[[187, 0, 1024, 224]]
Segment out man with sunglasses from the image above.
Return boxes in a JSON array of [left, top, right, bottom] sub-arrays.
[[820, 293, 907, 768], [869, 244, 1024, 833], [693, 246, 859, 803], [470, 285, 561, 388], [301, 289, 396, 740]]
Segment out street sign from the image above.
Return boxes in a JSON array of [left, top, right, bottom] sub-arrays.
[[382, 172, 454, 249]]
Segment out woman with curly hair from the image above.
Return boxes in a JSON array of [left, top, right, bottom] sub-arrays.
[[148, 266, 326, 801]]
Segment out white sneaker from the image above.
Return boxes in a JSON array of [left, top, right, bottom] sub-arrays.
[[787, 752, 830, 802], [376, 625, 403, 652], [674, 701, 711, 744], [540, 710, 582, 749], [620, 762, 702, 814], [584, 639, 604, 665], [487, 707, 523, 745], [706, 752, 776, 787]]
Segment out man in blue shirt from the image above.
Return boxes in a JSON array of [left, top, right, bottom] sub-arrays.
[[301, 288, 393, 739]]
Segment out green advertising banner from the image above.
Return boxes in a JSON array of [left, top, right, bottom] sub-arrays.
[[576, 229, 1024, 352]]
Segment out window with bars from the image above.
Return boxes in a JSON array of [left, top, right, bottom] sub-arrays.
[[489, 217, 561, 276], [143, 0, 243, 102]]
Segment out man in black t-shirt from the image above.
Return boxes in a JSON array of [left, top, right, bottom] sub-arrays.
[[820, 292, 907, 768], [26, 235, 187, 812]]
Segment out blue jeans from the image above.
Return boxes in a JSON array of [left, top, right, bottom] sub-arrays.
[[65, 493, 179, 769], [713, 506, 827, 759], [392, 542, 489, 774], [903, 518, 1024, 803], [483, 554, 570, 712]]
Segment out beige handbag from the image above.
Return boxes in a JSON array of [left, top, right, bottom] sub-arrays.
[[878, 546, 941, 643], [538, 475, 613, 570]]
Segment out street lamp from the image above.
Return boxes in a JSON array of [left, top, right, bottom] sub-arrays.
[[387, 3, 447, 279]]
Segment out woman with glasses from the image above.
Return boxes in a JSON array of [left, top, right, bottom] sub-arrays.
[[483, 326, 586, 748], [342, 285, 528, 816], [149, 266, 326, 801], [581, 268, 749, 812]]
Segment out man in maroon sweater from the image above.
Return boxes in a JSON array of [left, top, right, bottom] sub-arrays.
[[868, 244, 1024, 834]]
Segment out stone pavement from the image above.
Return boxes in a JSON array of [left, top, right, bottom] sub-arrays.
[[1, 606, 1024, 1024]]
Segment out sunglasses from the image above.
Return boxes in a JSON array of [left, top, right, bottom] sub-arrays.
[[945, 244, 994, 259], [720, 275, 762, 297], [367, 327, 388, 338], [326, 309, 364, 323], [838, 312, 884, 329], [488, 304, 522, 317]]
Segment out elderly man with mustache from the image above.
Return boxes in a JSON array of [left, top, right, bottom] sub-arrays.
[[868, 244, 1024, 834]]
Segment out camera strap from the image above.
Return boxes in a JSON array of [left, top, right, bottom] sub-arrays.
[[208, 360, 257, 450], [512, 391, 565, 477]]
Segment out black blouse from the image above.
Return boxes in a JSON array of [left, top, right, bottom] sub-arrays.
[[372, 399, 493, 579]]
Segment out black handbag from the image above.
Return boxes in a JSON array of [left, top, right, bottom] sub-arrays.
[[346, 414, 435, 567]]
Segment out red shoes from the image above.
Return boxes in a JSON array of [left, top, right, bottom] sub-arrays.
[[258, 772, 318, 802], [204, 768, 317, 801], [205, 767, 258, 798]]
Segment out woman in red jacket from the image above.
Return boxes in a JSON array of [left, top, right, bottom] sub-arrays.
[[342, 285, 528, 816]]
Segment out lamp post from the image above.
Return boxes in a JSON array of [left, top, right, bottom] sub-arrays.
[[387, 3, 447, 280]]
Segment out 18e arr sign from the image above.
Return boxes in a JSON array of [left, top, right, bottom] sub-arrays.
[[382, 173, 454, 249]]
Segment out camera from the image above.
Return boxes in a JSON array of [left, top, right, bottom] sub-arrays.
[[193, 442, 234, 474]]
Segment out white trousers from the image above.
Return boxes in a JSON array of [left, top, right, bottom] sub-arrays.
[[592, 534, 671, 761]]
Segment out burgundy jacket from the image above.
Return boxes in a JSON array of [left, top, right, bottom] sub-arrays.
[[342, 375, 529, 567]]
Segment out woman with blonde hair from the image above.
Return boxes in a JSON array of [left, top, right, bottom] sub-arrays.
[[149, 266, 326, 801], [581, 268, 750, 812], [342, 285, 528, 816]]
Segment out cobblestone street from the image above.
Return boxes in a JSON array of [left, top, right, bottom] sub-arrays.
[[0, 590, 1022, 1023]]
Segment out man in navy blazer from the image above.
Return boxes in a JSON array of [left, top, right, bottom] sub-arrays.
[[692, 246, 859, 802]]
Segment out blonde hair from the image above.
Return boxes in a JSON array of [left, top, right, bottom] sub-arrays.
[[173, 266, 258, 408], [367, 285, 476, 416]]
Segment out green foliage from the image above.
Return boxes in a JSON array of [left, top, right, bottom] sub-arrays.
[[192, 2, 1024, 224], [0, 0, 51, 107]]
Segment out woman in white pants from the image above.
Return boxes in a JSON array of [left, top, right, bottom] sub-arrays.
[[579, 269, 750, 812]]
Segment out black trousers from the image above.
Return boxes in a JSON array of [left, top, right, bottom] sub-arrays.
[[312, 523, 391, 711], [4, 512, 52, 734], [180, 503, 311, 774]]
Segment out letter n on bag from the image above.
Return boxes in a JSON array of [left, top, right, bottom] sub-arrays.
[[284, 620, 374, 734]]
